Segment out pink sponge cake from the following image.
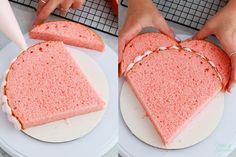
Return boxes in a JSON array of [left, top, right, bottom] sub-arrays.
[[30, 21, 104, 52], [121, 32, 231, 144], [180, 40, 231, 88], [119, 32, 178, 76], [1, 41, 105, 129]]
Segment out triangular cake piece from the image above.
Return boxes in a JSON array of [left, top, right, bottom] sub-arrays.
[[121, 32, 231, 144], [2, 41, 105, 129], [30, 21, 104, 52]]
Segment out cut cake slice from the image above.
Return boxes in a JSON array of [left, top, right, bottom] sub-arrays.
[[30, 21, 104, 52]]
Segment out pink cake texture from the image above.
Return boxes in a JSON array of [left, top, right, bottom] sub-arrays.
[[119, 32, 178, 76], [180, 40, 231, 88], [3, 41, 105, 129], [30, 21, 104, 52], [122, 32, 231, 144]]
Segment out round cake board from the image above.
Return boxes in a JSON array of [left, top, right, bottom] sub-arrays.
[[22, 46, 109, 143], [120, 81, 224, 149]]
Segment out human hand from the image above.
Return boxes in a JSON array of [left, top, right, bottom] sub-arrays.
[[33, 0, 85, 26], [193, 0, 236, 92], [118, 0, 175, 63]]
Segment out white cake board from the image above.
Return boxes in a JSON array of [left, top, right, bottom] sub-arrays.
[[0, 34, 118, 157], [22, 46, 109, 143], [120, 81, 224, 149]]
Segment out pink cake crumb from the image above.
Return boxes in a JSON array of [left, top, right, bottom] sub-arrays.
[[4, 41, 105, 129]]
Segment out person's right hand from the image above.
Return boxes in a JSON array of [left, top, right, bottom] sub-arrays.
[[118, 0, 175, 63], [33, 0, 85, 26], [193, 0, 236, 92]]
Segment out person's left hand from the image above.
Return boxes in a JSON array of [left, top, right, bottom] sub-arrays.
[[193, 0, 236, 92], [33, 0, 85, 26]]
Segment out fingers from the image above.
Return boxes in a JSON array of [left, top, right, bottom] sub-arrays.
[[227, 55, 236, 92], [192, 22, 214, 40], [71, 0, 85, 9], [118, 23, 142, 63], [60, 0, 73, 16], [33, 0, 62, 26], [36, 0, 48, 15], [153, 16, 175, 39]]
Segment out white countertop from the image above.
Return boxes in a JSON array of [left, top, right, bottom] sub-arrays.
[[0, 2, 117, 157]]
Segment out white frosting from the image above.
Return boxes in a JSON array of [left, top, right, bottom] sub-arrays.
[[144, 50, 152, 56], [195, 53, 207, 60], [2, 97, 11, 114], [170, 45, 179, 50], [1, 59, 22, 130], [10, 57, 17, 64], [159, 47, 167, 51], [7, 115, 21, 130], [208, 61, 216, 68], [125, 50, 154, 75], [183, 47, 192, 52], [126, 63, 135, 73], [134, 55, 143, 63]]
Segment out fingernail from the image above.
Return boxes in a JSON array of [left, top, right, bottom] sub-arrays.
[[175, 36, 181, 42], [170, 29, 176, 38]]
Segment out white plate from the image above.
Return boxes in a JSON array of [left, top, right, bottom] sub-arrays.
[[119, 34, 236, 157], [0, 34, 118, 157], [120, 81, 224, 149]]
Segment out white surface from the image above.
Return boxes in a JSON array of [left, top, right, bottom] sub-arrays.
[[120, 81, 224, 149], [0, 34, 118, 157], [21, 46, 109, 143]]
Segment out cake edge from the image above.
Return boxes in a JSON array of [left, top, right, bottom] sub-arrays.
[[1, 57, 22, 130]]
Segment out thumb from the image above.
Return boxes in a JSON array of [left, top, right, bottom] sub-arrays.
[[227, 55, 236, 92], [192, 22, 213, 40], [153, 17, 175, 39]]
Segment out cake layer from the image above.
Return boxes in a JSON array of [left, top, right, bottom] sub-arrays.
[[4, 41, 105, 129], [120, 32, 178, 76], [30, 21, 104, 52], [180, 40, 231, 88]]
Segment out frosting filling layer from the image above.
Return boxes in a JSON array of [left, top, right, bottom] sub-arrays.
[[1, 58, 22, 130]]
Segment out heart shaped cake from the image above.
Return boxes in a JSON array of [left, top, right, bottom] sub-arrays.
[[120, 32, 231, 144], [1, 41, 105, 130]]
